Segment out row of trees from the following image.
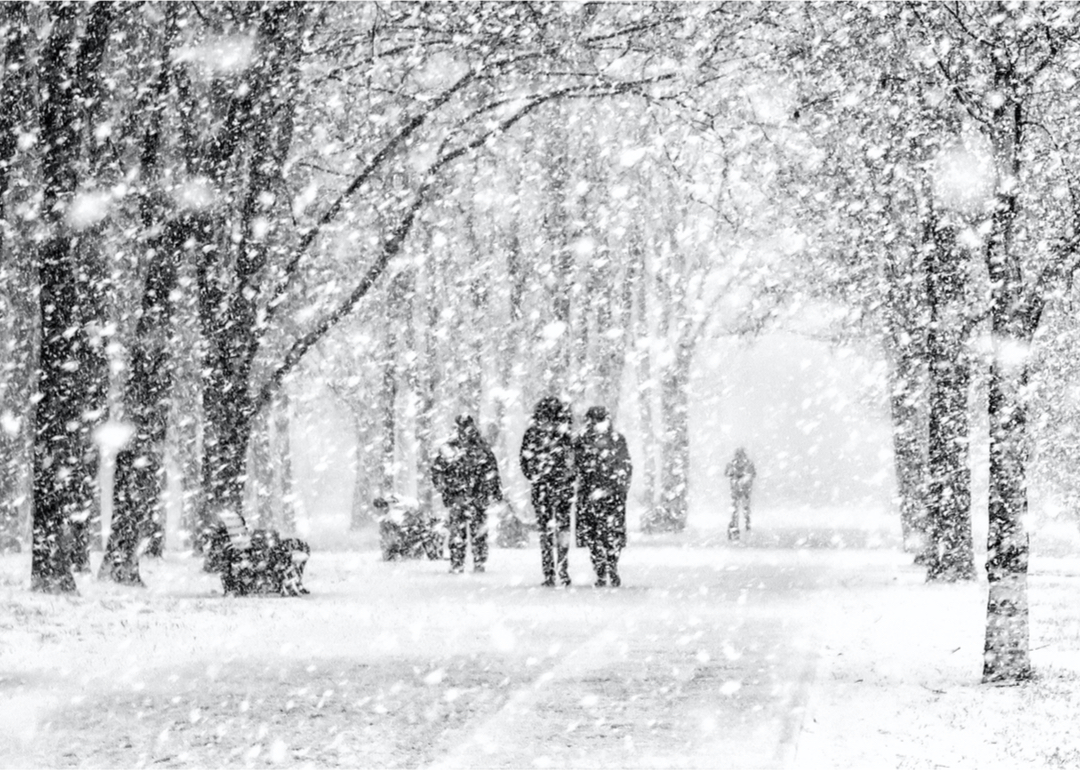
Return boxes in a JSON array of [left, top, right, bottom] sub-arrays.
[[0, 3, 750, 577], [2, 2, 1079, 684], [791, 3, 1080, 681]]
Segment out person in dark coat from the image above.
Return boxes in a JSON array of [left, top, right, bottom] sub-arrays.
[[574, 406, 632, 587], [519, 396, 575, 587], [725, 447, 756, 540], [432, 414, 502, 573]]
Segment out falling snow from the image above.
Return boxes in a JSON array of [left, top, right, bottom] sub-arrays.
[[3, 3, 1080, 768]]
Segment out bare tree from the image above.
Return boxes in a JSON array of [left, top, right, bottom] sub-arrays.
[[32, 2, 116, 593]]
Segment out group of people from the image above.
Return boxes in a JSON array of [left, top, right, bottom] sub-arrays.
[[431, 397, 632, 588], [429, 397, 758, 586]]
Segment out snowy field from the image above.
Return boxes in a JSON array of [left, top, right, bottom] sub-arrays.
[[2, 506, 1080, 769]]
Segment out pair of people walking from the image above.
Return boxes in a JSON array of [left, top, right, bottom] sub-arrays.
[[520, 397, 632, 588]]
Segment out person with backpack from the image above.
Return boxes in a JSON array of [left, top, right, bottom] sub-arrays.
[[574, 406, 632, 587], [432, 414, 503, 573], [519, 396, 575, 587]]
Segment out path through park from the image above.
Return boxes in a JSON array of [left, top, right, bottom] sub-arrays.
[[3, 515, 1080, 769]]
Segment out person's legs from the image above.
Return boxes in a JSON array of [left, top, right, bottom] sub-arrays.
[[585, 510, 607, 586], [554, 488, 572, 586], [448, 503, 467, 572], [728, 490, 741, 540], [606, 542, 621, 587], [471, 502, 488, 571], [534, 486, 556, 585]]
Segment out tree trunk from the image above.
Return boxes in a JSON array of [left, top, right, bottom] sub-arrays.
[[272, 394, 297, 534], [0, 3, 33, 548], [377, 311, 399, 499], [656, 340, 693, 532], [195, 4, 306, 549], [982, 86, 1032, 682], [415, 227, 443, 514], [983, 348, 1032, 682], [247, 406, 273, 529], [32, 3, 116, 593], [493, 228, 524, 463], [458, 177, 485, 418], [170, 250, 206, 550], [32, 238, 81, 594], [882, 236, 928, 557], [631, 237, 658, 528], [887, 341, 928, 556], [102, 10, 184, 575], [100, 216, 191, 584], [349, 407, 376, 530], [544, 108, 573, 393], [924, 224, 975, 582]]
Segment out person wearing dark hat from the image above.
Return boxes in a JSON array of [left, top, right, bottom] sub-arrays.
[[432, 414, 503, 573], [574, 406, 632, 587], [519, 396, 575, 587]]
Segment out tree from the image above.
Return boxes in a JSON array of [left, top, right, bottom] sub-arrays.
[[0, 3, 34, 549], [905, 2, 1080, 681], [786, 4, 980, 577], [101, 5, 193, 583], [32, 2, 116, 593]]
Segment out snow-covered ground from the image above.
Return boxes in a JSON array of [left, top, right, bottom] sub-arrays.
[[2, 506, 1080, 769]]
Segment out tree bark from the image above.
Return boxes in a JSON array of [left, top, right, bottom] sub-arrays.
[[195, 4, 306, 549], [272, 394, 298, 534], [32, 3, 116, 593], [415, 226, 443, 515], [656, 339, 693, 532], [631, 235, 658, 528], [544, 107, 573, 393], [100, 216, 192, 584], [247, 406, 273, 529], [982, 82, 1032, 682], [0, 2, 33, 548], [887, 341, 928, 556], [924, 224, 975, 582], [377, 287, 400, 498], [881, 235, 929, 556]]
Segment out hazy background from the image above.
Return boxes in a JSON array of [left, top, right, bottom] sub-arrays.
[[288, 331, 905, 535]]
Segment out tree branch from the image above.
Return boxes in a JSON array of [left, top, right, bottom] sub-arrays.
[[253, 71, 673, 413]]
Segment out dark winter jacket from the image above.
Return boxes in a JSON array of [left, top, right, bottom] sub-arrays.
[[431, 415, 502, 509], [574, 406, 632, 507], [519, 396, 575, 487], [725, 448, 756, 496]]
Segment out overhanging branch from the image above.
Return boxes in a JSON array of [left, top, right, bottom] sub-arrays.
[[253, 72, 673, 413]]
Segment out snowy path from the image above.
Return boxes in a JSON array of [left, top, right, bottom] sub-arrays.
[[19, 521, 1070, 769], [423, 546, 827, 769]]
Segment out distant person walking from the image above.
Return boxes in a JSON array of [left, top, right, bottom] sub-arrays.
[[520, 396, 575, 587], [725, 447, 756, 540], [432, 414, 503, 573], [574, 406, 632, 587]]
